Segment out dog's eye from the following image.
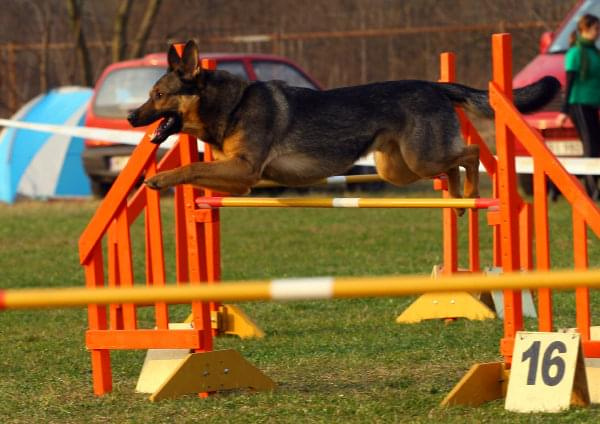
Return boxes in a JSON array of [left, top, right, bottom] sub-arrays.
[[156, 92, 164, 99]]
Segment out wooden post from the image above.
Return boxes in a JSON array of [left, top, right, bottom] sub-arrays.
[[439, 52, 459, 275], [533, 164, 552, 331], [491, 34, 523, 363], [85, 244, 112, 395], [573, 210, 590, 342]]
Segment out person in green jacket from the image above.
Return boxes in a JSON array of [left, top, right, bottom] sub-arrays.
[[557, 13, 600, 201]]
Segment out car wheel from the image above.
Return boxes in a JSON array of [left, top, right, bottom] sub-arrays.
[[91, 180, 112, 198]]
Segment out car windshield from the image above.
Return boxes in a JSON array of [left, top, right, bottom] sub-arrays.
[[93, 62, 252, 118], [548, 0, 600, 53], [93, 67, 165, 119], [252, 61, 318, 89]]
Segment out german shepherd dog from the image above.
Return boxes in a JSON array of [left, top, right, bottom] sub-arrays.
[[128, 40, 560, 215]]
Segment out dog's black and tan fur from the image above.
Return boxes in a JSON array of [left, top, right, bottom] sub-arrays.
[[128, 40, 560, 215]]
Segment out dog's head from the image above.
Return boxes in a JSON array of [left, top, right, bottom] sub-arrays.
[[127, 40, 203, 144]]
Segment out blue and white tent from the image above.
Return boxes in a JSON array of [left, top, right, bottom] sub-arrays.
[[0, 86, 93, 203]]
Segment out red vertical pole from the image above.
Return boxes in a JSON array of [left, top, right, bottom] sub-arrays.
[[179, 134, 213, 352], [519, 203, 533, 271], [492, 33, 523, 364], [439, 52, 459, 275], [115, 203, 137, 329], [460, 115, 481, 272], [85, 243, 112, 395], [533, 164, 552, 331], [107, 221, 123, 330], [174, 42, 191, 289], [174, 186, 189, 285], [174, 40, 212, 352], [199, 58, 223, 332], [573, 209, 590, 341], [492, 173, 502, 268], [145, 160, 169, 329]]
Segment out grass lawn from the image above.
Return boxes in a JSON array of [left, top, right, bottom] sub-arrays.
[[1, 181, 600, 423]]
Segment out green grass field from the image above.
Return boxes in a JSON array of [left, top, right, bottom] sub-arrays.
[[1, 182, 600, 423]]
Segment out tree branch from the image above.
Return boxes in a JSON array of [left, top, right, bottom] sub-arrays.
[[112, 0, 133, 62], [65, 0, 93, 86], [128, 0, 162, 59]]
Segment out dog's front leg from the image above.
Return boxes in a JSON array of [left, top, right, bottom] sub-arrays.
[[145, 157, 260, 194]]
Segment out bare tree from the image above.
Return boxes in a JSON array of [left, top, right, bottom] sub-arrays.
[[112, 0, 133, 62], [27, 1, 52, 92], [0, 0, 580, 117], [128, 0, 163, 59], [65, 0, 93, 86]]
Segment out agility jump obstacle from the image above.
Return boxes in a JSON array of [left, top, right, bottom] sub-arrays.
[[73, 33, 600, 404]]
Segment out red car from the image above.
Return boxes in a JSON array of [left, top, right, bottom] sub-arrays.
[[513, 0, 600, 193], [83, 52, 321, 196]]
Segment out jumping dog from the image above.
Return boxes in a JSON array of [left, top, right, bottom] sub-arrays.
[[127, 40, 560, 215]]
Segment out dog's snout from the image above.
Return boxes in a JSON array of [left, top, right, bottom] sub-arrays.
[[127, 109, 139, 125]]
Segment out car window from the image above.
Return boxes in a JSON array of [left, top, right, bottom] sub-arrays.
[[549, 0, 600, 53], [93, 67, 164, 118], [252, 61, 317, 89], [216, 61, 249, 79]]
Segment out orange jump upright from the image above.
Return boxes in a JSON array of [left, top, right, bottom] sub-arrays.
[[490, 34, 600, 359], [444, 33, 600, 407], [78, 48, 263, 397], [396, 52, 499, 324]]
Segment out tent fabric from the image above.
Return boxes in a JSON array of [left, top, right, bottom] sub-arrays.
[[0, 86, 92, 203]]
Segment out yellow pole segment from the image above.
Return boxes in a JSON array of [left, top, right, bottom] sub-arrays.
[[2, 283, 272, 309], [2, 269, 600, 310], [356, 198, 478, 208], [218, 197, 481, 208]]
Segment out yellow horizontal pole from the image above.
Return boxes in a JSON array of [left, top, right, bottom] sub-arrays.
[[2, 269, 600, 311], [196, 197, 497, 209]]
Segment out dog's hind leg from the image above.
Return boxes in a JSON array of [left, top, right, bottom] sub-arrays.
[[456, 144, 480, 198], [443, 144, 479, 217], [445, 166, 466, 217], [373, 136, 421, 186]]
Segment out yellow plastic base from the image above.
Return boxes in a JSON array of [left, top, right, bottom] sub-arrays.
[[585, 358, 600, 404], [213, 304, 265, 339], [149, 349, 275, 402], [136, 347, 191, 394], [396, 265, 496, 323], [441, 362, 508, 406], [396, 292, 496, 323], [185, 304, 265, 339], [443, 359, 597, 408]]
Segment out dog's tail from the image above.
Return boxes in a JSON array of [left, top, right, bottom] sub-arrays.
[[438, 76, 561, 118]]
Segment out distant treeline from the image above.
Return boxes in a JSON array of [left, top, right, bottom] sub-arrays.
[[0, 0, 576, 116]]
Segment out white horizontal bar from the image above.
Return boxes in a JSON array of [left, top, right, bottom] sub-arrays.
[[0, 118, 191, 150], [270, 277, 334, 300], [2, 118, 600, 174]]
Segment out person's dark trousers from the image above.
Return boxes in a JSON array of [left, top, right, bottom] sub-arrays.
[[569, 104, 600, 200]]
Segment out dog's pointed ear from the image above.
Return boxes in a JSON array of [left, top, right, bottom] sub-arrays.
[[167, 44, 182, 72], [181, 40, 200, 80]]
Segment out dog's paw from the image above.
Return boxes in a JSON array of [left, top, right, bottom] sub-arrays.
[[144, 176, 163, 190], [454, 207, 466, 217]]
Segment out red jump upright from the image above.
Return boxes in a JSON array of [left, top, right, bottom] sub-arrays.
[[78, 51, 255, 396]]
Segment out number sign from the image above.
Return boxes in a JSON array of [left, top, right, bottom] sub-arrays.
[[505, 332, 589, 413]]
